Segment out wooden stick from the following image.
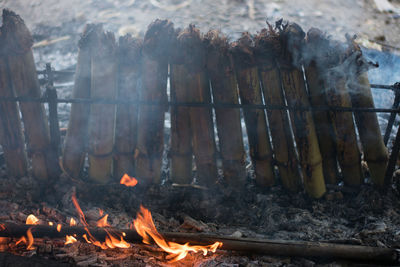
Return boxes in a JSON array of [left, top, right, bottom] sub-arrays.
[[178, 25, 218, 186], [204, 30, 246, 186], [169, 29, 193, 184], [278, 23, 326, 198], [231, 33, 275, 187], [346, 40, 388, 187], [88, 29, 117, 183], [255, 27, 301, 191], [304, 28, 340, 185], [114, 35, 142, 180], [1, 9, 57, 180], [62, 24, 99, 179], [1, 223, 398, 264], [136, 20, 174, 185], [0, 47, 28, 178]]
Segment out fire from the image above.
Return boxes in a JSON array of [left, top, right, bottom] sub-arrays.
[[65, 235, 77, 245], [120, 174, 138, 187], [48, 222, 54, 226], [57, 224, 62, 232], [70, 218, 77, 226], [26, 214, 39, 225], [16, 228, 35, 250], [0, 224, 5, 231], [97, 214, 111, 227], [133, 205, 222, 262]]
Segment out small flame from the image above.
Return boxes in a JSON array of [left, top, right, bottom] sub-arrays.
[[104, 230, 130, 249], [133, 205, 222, 262], [26, 214, 39, 225], [0, 224, 5, 231], [120, 174, 138, 187], [70, 218, 77, 226], [71, 192, 88, 227], [57, 224, 62, 232], [16, 228, 35, 250], [65, 235, 77, 245], [97, 214, 111, 228], [48, 222, 54, 226]]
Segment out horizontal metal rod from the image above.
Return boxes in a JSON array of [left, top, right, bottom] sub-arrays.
[[0, 96, 398, 113]]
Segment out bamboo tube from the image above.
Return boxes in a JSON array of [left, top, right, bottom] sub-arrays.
[[304, 28, 340, 185], [63, 24, 99, 179], [231, 32, 275, 187], [0, 54, 27, 177], [169, 30, 193, 184], [178, 25, 218, 186], [254, 28, 302, 191], [278, 23, 326, 198], [114, 35, 142, 180], [1, 9, 57, 180], [204, 30, 246, 186], [346, 41, 388, 186], [136, 20, 174, 185], [88, 29, 117, 183], [318, 41, 363, 186]]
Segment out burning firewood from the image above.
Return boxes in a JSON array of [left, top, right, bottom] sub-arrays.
[[169, 28, 193, 184], [346, 38, 389, 187], [114, 35, 142, 180], [231, 32, 275, 187], [62, 24, 100, 179], [1, 9, 59, 180], [0, 44, 28, 178], [277, 22, 326, 198], [254, 26, 302, 191], [88, 28, 118, 183], [135, 20, 174, 185], [204, 30, 246, 186], [304, 28, 340, 185], [177, 25, 218, 186]]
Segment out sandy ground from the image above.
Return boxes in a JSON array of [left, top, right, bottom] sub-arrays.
[[1, 0, 400, 46]]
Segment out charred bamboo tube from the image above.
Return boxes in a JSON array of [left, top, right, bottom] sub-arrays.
[[303, 28, 341, 185], [63, 24, 99, 179], [346, 43, 388, 186], [204, 30, 246, 186], [135, 20, 173, 185], [178, 25, 218, 186], [1, 223, 399, 264], [0, 54, 28, 177], [231, 33, 275, 187], [278, 23, 326, 198], [88, 30, 117, 183], [169, 31, 193, 184], [255, 28, 301, 191], [1, 9, 56, 180], [114, 35, 142, 180]]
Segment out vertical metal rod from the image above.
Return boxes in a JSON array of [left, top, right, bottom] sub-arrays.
[[384, 83, 400, 146], [384, 121, 400, 186], [45, 63, 61, 156]]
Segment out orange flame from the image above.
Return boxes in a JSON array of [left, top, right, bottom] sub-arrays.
[[70, 218, 77, 226], [26, 214, 39, 225], [16, 228, 35, 250], [65, 235, 77, 245], [104, 230, 130, 249], [48, 222, 54, 226], [97, 214, 111, 227], [120, 174, 138, 187], [71, 192, 88, 227], [57, 224, 62, 232], [133, 205, 222, 262]]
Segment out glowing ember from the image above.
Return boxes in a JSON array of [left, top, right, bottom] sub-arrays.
[[57, 224, 62, 232], [133, 205, 222, 262], [70, 218, 77, 226], [97, 214, 111, 227], [65, 235, 77, 245], [120, 174, 138, 187], [26, 214, 39, 225], [0, 224, 5, 231], [48, 222, 54, 226]]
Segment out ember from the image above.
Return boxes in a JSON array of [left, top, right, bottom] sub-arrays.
[[25, 214, 39, 225], [120, 173, 138, 187]]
